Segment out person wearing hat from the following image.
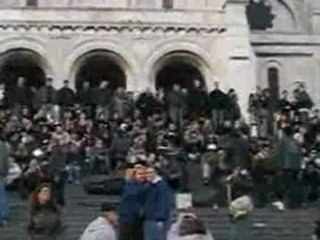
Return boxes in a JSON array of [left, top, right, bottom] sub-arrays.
[[80, 202, 118, 240]]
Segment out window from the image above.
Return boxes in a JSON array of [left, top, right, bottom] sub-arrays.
[[26, 0, 37, 7], [163, 0, 173, 9]]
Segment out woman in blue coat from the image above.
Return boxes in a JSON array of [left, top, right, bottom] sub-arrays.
[[118, 165, 148, 240]]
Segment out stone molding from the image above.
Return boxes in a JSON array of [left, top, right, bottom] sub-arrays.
[[0, 22, 226, 35]]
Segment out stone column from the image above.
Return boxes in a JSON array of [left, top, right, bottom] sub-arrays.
[[226, 0, 256, 120], [45, 36, 74, 89]]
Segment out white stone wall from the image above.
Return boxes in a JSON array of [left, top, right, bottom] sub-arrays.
[[0, 0, 318, 114], [226, 1, 256, 118], [0, 7, 230, 90]]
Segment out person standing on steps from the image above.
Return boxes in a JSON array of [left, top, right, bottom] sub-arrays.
[[144, 166, 173, 240], [80, 202, 118, 240], [0, 127, 9, 227], [118, 164, 147, 240]]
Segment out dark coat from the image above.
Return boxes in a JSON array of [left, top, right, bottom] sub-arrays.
[[187, 88, 208, 114], [37, 86, 56, 105], [274, 134, 303, 170], [118, 180, 147, 223], [13, 86, 33, 106], [144, 177, 172, 222], [28, 204, 63, 240], [0, 140, 9, 180], [49, 145, 67, 177], [296, 90, 314, 109], [222, 134, 250, 169], [93, 88, 112, 107], [230, 100, 241, 121], [209, 89, 228, 110], [136, 92, 157, 116], [56, 87, 76, 107], [77, 88, 94, 106], [165, 91, 186, 109], [109, 131, 132, 159]]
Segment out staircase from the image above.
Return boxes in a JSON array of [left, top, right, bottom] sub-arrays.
[[1, 187, 318, 240]]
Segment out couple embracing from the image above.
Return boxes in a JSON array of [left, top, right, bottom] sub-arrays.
[[118, 163, 173, 240]]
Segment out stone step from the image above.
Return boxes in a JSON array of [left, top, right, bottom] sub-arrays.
[[2, 186, 319, 240]]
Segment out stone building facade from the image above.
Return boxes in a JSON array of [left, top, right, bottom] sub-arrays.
[[0, 0, 319, 114]]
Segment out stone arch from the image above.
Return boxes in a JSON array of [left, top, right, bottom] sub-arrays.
[[145, 41, 214, 91], [0, 37, 52, 76], [71, 49, 128, 91], [67, 40, 138, 90], [0, 47, 50, 89], [153, 51, 206, 90]]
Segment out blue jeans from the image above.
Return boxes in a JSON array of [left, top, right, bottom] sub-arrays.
[[0, 181, 9, 223], [144, 220, 170, 240]]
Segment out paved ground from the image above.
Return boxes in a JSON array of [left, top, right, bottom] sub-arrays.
[[1, 184, 319, 240]]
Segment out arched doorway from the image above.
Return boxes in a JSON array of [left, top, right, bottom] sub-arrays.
[[154, 51, 206, 90], [0, 49, 46, 89], [74, 50, 126, 91]]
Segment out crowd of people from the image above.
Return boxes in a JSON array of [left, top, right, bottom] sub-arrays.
[[0, 75, 319, 239]]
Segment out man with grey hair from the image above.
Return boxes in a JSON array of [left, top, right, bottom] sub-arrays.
[[80, 202, 118, 240]]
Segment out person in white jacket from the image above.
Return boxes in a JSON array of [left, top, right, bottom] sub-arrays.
[[80, 202, 118, 240], [167, 212, 214, 240]]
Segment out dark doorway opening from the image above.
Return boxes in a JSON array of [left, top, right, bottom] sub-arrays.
[[75, 51, 126, 91], [0, 49, 46, 89], [268, 67, 280, 101], [155, 62, 204, 90]]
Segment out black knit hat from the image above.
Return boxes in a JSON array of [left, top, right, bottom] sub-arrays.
[[101, 202, 116, 212]]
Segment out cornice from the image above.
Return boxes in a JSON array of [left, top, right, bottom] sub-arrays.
[[0, 22, 226, 35]]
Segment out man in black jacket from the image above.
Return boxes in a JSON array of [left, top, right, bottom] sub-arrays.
[[56, 80, 76, 119], [136, 88, 157, 119], [165, 84, 186, 131], [187, 79, 208, 119], [209, 82, 228, 130], [77, 81, 94, 117]]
